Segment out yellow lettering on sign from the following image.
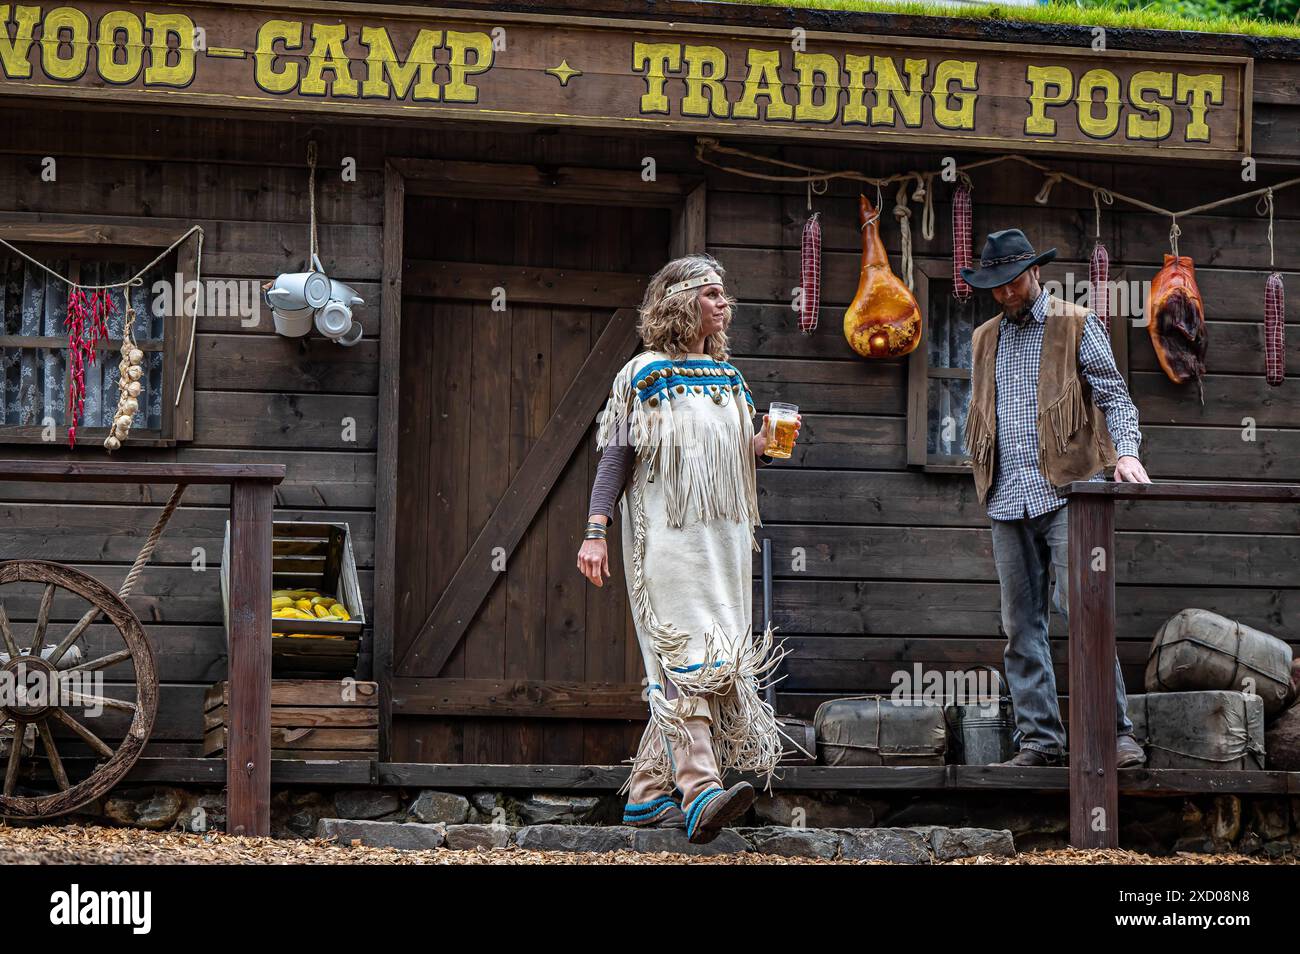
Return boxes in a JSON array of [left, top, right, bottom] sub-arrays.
[[933, 59, 977, 130], [842, 53, 871, 125], [360, 27, 442, 100], [1025, 65, 1072, 135], [0, 5, 41, 79], [870, 56, 926, 127], [144, 12, 195, 87], [632, 42, 680, 114], [96, 10, 142, 85], [1127, 70, 1173, 140], [255, 20, 302, 93], [1177, 73, 1224, 142], [682, 45, 728, 118], [41, 6, 89, 81], [793, 52, 839, 122], [1076, 68, 1120, 138], [301, 23, 358, 97], [444, 31, 492, 103], [733, 49, 792, 120]]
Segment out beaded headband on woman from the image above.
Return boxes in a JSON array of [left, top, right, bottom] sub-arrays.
[[662, 271, 723, 300]]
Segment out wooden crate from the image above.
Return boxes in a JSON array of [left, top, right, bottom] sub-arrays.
[[202, 679, 378, 760], [221, 520, 365, 677]]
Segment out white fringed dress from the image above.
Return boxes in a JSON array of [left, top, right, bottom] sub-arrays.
[[596, 349, 783, 790]]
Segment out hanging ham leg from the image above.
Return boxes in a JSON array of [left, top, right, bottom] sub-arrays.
[[1147, 253, 1208, 403], [844, 194, 923, 359]]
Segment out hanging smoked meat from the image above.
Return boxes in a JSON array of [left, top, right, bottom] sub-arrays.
[[1147, 253, 1208, 403], [844, 194, 922, 359]]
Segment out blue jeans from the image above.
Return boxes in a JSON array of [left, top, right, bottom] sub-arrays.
[[990, 503, 1135, 756]]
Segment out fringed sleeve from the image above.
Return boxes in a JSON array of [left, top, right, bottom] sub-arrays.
[[595, 359, 638, 453]]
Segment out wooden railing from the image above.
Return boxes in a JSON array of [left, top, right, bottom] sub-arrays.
[[1058, 480, 1300, 848], [0, 460, 284, 836]]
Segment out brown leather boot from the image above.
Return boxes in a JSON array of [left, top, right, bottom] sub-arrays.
[[672, 714, 754, 844], [997, 747, 1063, 767], [1117, 733, 1146, 768], [623, 722, 685, 829]]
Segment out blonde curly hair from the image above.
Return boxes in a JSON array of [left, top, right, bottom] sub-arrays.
[[637, 254, 735, 362]]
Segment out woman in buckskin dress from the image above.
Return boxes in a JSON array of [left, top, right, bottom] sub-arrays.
[[576, 253, 799, 844]]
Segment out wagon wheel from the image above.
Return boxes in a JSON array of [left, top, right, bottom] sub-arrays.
[[0, 560, 157, 819]]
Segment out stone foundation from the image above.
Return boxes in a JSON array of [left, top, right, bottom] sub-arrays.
[[18, 786, 1300, 859]]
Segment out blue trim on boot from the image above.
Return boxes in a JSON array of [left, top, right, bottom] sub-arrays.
[[683, 786, 724, 839], [623, 795, 676, 824]]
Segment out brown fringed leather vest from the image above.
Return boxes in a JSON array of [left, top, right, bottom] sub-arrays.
[[965, 295, 1118, 507]]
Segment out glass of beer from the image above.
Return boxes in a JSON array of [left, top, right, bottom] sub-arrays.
[[766, 402, 799, 459]]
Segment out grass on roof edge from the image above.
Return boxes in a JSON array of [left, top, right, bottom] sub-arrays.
[[734, 0, 1300, 40]]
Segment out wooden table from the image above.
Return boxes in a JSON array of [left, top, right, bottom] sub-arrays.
[[0, 460, 284, 836], [1058, 480, 1300, 848]]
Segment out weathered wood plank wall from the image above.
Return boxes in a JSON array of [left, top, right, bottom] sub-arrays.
[[0, 43, 1296, 759]]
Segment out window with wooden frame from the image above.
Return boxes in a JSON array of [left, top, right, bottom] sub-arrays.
[[0, 226, 196, 446], [907, 258, 1130, 472]]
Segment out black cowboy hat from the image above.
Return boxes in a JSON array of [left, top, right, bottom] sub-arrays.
[[960, 229, 1057, 289]]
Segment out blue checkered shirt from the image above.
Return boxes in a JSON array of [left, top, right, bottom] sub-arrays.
[[986, 288, 1143, 520]]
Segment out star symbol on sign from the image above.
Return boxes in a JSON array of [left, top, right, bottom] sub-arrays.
[[546, 59, 582, 86]]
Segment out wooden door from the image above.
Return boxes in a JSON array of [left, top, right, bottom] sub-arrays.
[[391, 193, 673, 764]]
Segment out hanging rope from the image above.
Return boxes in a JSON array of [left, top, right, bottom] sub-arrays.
[[307, 140, 320, 262], [46, 482, 189, 666], [173, 226, 202, 408], [1259, 188, 1276, 271], [118, 483, 188, 600], [1034, 171, 1064, 205], [894, 179, 915, 291], [0, 225, 203, 293], [1093, 188, 1114, 241], [913, 172, 935, 242], [695, 138, 1300, 263]]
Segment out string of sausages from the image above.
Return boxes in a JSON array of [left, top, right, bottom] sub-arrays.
[[696, 138, 1296, 385], [800, 179, 823, 334], [1089, 189, 1114, 334], [1261, 189, 1285, 386]]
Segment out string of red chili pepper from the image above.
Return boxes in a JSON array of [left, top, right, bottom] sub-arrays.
[[64, 286, 113, 447]]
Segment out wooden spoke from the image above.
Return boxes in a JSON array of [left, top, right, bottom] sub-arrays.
[[3, 727, 21, 796], [61, 689, 136, 714], [29, 583, 56, 656], [50, 708, 115, 760], [0, 601, 20, 659], [36, 721, 70, 791], [46, 605, 102, 668], [66, 648, 133, 673]]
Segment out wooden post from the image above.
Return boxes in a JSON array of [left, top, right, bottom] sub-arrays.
[[227, 479, 274, 836], [1067, 494, 1118, 849]]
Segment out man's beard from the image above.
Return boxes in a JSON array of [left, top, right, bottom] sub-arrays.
[[1007, 302, 1032, 324]]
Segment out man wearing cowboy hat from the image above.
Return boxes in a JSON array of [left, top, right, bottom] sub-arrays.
[[962, 228, 1151, 769]]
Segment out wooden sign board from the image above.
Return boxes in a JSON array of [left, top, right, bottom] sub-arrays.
[[0, 0, 1252, 158]]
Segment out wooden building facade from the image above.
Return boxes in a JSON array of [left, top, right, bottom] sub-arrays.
[[0, 0, 1298, 785]]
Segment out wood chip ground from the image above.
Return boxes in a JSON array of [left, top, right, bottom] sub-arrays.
[[0, 825, 1293, 865]]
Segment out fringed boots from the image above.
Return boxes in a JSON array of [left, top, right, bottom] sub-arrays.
[[670, 705, 755, 844], [621, 721, 685, 829]]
